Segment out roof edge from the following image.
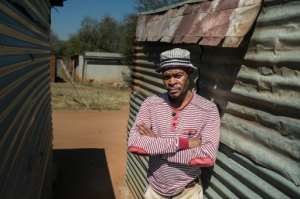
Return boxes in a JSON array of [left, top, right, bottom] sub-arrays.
[[138, 0, 207, 15]]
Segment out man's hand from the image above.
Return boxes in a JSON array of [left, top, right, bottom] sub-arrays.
[[188, 138, 201, 148], [137, 123, 157, 137]]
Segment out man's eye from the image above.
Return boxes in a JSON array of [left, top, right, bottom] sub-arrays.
[[175, 74, 183, 79]]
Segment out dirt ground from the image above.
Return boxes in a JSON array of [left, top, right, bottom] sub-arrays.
[[52, 105, 132, 199]]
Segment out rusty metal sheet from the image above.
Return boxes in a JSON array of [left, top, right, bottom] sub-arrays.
[[214, 0, 240, 11], [225, 2, 262, 37], [136, 15, 147, 41], [160, 15, 183, 43], [199, 37, 223, 46], [136, 0, 262, 48], [222, 36, 244, 47], [174, 4, 211, 44], [144, 15, 156, 41], [201, 10, 233, 37], [182, 35, 201, 43], [173, 7, 198, 43], [160, 5, 187, 43], [170, 4, 188, 17], [145, 15, 161, 41], [153, 13, 169, 41]]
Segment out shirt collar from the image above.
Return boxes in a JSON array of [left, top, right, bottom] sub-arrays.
[[163, 89, 195, 111]]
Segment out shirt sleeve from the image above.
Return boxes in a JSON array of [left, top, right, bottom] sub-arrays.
[[165, 104, 220, 167], [127, 97, 180, 155]]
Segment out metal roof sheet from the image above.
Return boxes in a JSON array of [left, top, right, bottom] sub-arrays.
[[136, 0, 262, 47], [84, 51, 123, 59]]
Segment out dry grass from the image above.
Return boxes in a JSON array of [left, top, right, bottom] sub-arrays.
[[51, 82, 130, 111]]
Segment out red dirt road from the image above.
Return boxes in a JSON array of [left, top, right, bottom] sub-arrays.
[[52, 106, 131, 199]]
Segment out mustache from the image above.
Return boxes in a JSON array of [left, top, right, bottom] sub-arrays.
[[168, 87, 181, 90]]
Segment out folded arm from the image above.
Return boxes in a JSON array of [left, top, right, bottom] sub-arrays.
[[165, 105, 220, 167], [127, 98, 196, 155]]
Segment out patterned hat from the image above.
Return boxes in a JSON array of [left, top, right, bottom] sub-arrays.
[[156, 48, 197, 72]]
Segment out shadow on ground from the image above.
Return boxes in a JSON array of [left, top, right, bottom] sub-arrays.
[[53, 148, 115, 199]]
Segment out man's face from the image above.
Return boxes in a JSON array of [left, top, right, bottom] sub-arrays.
[[162, 68, 190, 100]]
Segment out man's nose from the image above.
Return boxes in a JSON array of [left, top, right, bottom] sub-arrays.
[[168, 77, 176, 86]]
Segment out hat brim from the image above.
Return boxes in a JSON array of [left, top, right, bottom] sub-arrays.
[[156, 64, 197, 73]]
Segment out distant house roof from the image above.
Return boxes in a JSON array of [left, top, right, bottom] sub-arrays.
[[136, 0, 262, 47], [84, 52, 123, 59]]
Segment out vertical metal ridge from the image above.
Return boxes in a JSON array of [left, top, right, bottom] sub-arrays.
[[0, 1, 53, 198]]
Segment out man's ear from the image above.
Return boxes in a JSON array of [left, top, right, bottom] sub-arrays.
[[186, 68, 194, 75], [187, 70, 197, 89], [189, 68, 195, 75]]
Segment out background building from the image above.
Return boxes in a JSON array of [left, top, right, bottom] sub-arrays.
[[69, 51, 129, 85]]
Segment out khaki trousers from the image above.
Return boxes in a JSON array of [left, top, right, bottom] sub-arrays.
[[144, 184, 203, 199]]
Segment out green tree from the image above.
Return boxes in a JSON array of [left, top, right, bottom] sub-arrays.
[[61, 33, 82, 57], [59, 14, 138, 60], [96, 15, 121, 52], [78, 16, 98, 51], [119, 14, 137, 65], [49, 30, 63, 53]]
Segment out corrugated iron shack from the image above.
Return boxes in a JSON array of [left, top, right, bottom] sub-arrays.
[[72, 51, 129, 84], [125, 0, 300, 198], [0, 0, 63, 198]]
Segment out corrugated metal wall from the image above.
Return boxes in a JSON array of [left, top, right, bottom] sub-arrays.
[[0, 0, 53, 199], [125, 1, 300, 198]]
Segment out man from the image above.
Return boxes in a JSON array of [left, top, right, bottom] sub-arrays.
[[128, 48, 220, 199]]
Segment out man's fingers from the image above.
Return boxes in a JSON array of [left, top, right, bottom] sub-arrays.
[[140, 124, 152, 134], [137, 124, 151, 136], [138, 124, 149, 133], [188, 138, 201, 148], [137, 124, 147, 135], [138, 124, 148, 134], [137, 123, 156, 137], [143, 126, 156, 137]]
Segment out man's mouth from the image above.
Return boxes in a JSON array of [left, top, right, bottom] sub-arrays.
[[169, 89, 180, 94]]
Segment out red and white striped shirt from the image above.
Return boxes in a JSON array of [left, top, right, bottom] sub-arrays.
[[128, 91, 220, 196]]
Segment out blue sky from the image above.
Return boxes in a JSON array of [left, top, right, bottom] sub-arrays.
[[51, 0, 136, 40]]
